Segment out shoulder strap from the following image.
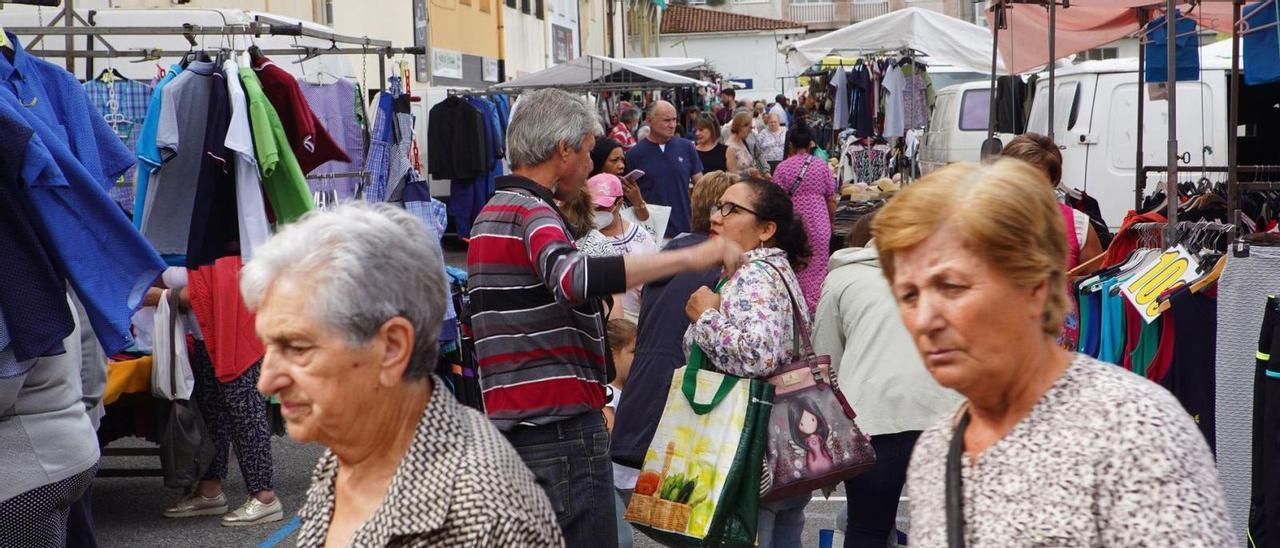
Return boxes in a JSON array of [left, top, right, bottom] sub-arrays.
[[788, 155, 814, 196], [758, 260, 814, 358]]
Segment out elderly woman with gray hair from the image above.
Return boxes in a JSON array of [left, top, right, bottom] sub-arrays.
[[241, 202, 563, 547], [873, 160, 1233, 546]]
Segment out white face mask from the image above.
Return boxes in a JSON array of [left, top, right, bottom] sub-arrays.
[[594, 211, 615, 229]]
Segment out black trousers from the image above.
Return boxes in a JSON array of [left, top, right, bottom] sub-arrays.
[[1251, 297, 1280, 548], [843, 430, 920, 548], [65, 479, 98, 548], [0, 465, 97, 548]]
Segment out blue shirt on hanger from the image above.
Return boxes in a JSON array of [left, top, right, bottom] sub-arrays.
[[133, 63, 184, 227], [1244, 0, 1280, 86], [0, 35, 165, 356]]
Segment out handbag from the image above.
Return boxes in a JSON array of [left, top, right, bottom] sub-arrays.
[[625, 343, 774, 547], [156, 289, 216, 489], [759, 261, 877, 502], [946, 409, 972, 548]]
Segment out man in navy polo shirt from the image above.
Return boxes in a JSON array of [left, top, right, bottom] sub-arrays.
[[625, 101, 703, 239]]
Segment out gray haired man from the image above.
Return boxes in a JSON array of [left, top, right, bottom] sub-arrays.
[[466, 88, 744, 546]]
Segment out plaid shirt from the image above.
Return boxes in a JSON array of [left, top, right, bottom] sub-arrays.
[[83, 78, 153, 211]]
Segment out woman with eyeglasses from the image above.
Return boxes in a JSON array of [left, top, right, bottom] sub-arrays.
[[682, 178, 814, 547]]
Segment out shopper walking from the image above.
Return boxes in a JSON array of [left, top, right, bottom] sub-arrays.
[[610, 171, 738, 509], [683, 178, 813, 547], [1000, 133, 1103, 271], [242, 202, 563, 547], [812, 211, 961, 548], [874, 160, 1233, 546], [626, 100, 704, 238], [467, 88, 746, 547], [726, 112, 764, 180], [151, 263, 281, 527], [757, 113, 788, 171], [694, 114, 729, 174], [770, 126, 837, 313], [716, 88, 737, 125], [590, 173, 662, 321], [610, 107, 641, 151], [0, 296, 101, 547], [770, 95, 790, 127]]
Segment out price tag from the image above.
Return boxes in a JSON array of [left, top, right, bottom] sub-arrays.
[[1120, 245, 1200, 324]]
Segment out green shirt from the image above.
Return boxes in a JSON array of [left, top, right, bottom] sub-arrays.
[[238, 68, 312, 224]]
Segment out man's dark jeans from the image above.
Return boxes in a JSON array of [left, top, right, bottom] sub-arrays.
[[505, 411, 618, 548]]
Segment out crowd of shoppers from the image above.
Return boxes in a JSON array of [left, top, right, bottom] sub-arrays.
[[9, 82, 1241, 548]]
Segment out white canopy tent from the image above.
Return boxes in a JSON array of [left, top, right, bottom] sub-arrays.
[[784, 7, 1006, 74], [622, 57, 707, 72], [494, 54, 712, 91]]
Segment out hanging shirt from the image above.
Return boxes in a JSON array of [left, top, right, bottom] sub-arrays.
[[142, 60, 217, 258], [882, 66, 907, 138], [184, 66, 238, 268], [223, 60, 271, 261], [133, 64, 182, 228], [251, 56, 351, 175], [1243, 0, 1280, 86], [83, 77, 152, 211], [299, 78, 367, 199], [831, 67, 849, 131], [1144, 10, 1200, 83], [0, 109, 74, 364], [0, 78, 164, 356], [239, 67, 314, 224], [364, 91, 395, 202]]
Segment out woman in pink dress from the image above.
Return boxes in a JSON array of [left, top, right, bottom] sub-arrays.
[[768, 126, 836, 313]]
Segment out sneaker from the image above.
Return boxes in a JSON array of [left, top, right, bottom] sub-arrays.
[[220, 496, 284, 527], [162, 492, 228, 518]]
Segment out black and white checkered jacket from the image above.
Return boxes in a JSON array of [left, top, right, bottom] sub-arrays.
[[295, 376, 564, 547]]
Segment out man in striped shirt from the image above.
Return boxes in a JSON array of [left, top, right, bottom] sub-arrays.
[[467, 89, 743, 547]]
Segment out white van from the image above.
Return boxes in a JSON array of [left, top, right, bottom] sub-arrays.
[[921, 40, 1241, 227], [918, 80, 1015, 174]]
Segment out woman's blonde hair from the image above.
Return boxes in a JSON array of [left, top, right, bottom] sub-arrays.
[[730, 111, 753, 135], [872, 160, 1069, 335], [690, 171, 739, 233]]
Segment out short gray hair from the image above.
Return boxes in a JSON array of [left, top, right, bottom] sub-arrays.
[[507, 88, 602, 169], [620, 108, 641, 124], [240, 202, 447, 381]]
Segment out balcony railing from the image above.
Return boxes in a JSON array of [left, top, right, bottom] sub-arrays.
[[850, 0, 890, 22], [904, 0, 945, 13], [787, 2, 837, 24]]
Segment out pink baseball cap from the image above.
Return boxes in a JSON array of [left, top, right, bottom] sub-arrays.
[[587, 173, 624, 209]]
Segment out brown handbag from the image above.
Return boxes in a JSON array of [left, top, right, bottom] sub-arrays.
[[759, 261, 877, 502]]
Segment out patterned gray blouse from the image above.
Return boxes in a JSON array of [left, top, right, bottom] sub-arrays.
[[906, 354, 1233, 547]]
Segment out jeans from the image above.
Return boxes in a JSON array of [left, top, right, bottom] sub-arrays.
[[504, 411, 618, 548], [843, 431, 921, 548], [758, 492, 812, 548], [615, 489, 634, 548]]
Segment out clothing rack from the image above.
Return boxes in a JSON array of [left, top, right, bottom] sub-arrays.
[[305, 170, 371, 181], [1139, 164, 1280, 235], [446, 88, 517, 97], [4, 11, 414, 88]]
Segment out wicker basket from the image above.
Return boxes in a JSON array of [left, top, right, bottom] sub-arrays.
[[625, 441, 693, 532]]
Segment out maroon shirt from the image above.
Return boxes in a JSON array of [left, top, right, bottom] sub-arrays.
[[251, 56, 351, 175]]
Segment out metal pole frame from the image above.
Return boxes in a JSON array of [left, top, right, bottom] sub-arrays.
[[1135, 8, 1147, 212], [1229, 0, 1242, 231], [1047, 0, 1057, 141], [1164, 0, 1178, 234], [987, 0, 1004, 142]]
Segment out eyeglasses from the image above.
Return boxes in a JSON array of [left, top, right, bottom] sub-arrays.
[[711, 201, 759, 218]]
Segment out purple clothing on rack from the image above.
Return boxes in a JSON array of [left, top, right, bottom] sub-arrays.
[[298, 79, 366, 199]]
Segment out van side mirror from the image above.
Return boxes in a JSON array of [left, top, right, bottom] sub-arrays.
[[980, 137, 1004, 163]]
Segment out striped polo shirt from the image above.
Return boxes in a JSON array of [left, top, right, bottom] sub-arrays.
[[467, 175, 627, 431]]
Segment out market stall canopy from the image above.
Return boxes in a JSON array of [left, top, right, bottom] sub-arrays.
[[784, 7, 1006, 74], [623, 57, 708, 71], [986, 0, 1246, 74], [493, 55, 712, 91]]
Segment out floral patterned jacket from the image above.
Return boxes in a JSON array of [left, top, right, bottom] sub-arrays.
[[683, 248, 811, 378]]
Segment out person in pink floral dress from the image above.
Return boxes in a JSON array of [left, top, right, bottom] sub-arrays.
[[768, 126, 837, 313]]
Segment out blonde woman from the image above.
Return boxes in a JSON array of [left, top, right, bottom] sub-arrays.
[[873, 160, 1232, 546]]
